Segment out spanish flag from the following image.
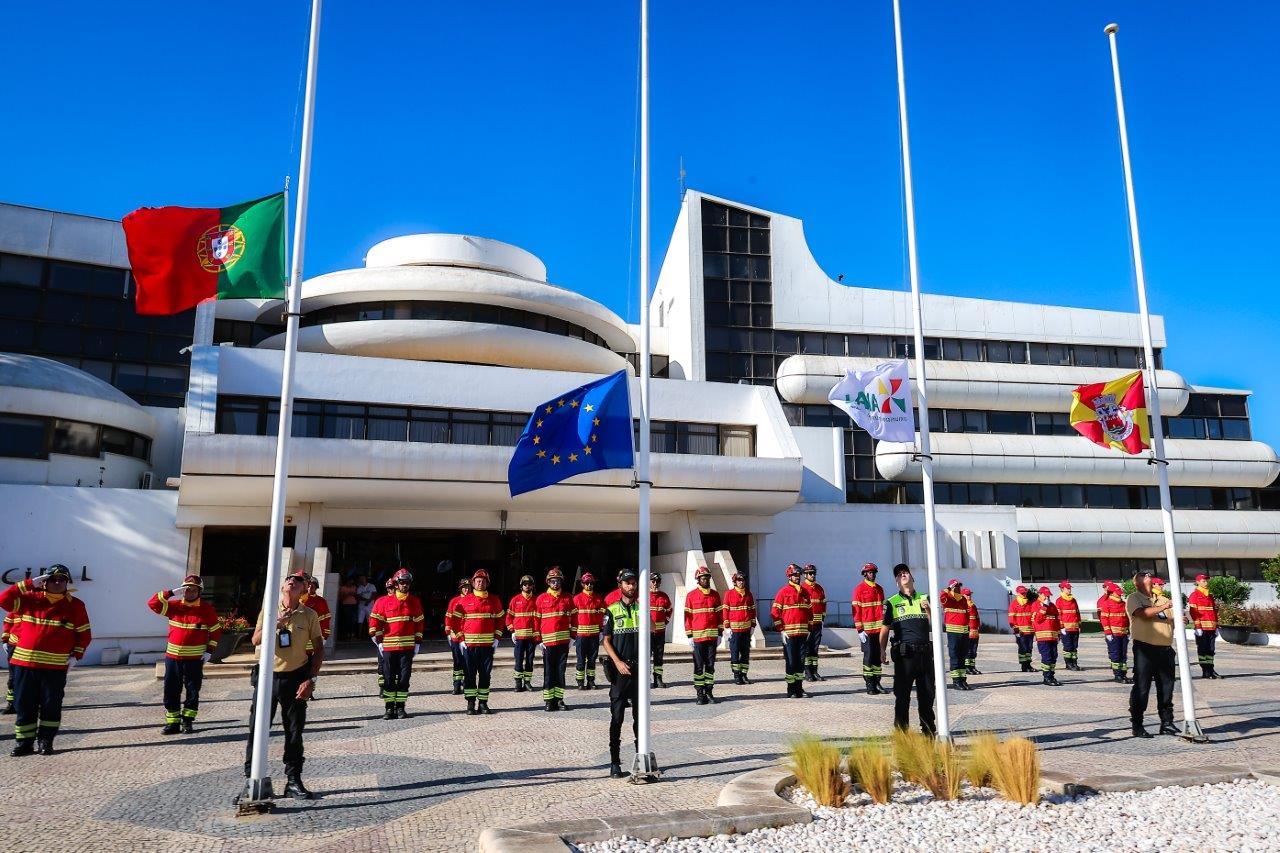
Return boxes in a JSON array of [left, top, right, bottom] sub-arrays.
[[1069, 371, 1151, 455]]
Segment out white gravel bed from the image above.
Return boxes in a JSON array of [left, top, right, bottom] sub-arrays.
[[579, 776, 1279, 853]]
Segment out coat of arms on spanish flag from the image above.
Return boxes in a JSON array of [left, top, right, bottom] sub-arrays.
[[1069, 370, 1151, 454]]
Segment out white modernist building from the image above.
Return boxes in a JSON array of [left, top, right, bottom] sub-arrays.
[[1, 193, 1277, 661]]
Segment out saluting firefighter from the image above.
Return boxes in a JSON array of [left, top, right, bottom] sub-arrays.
[[880, 563, 935, 735], [301, 575, 333, 644], [507, 575, 539, 692], [800, 564, 827, 682], [601, 568, 642, 778], [1055, 581, 1082, 671], [771, 564, 812, 698], [941, 579, 972, 691], [684, 566, 724, 704], [445, 577, 472, 695], [722, 572, 757, 685], [572, 573, 606, 690], [369, 568, 424, 720], [852, 563, 886, 695], [1031, 586, 1063, 686], [374, 576, 394, 699], [1098, 580, 1132, 683], [534, 567, 576, 711], [2, 610, 17, 715], [962, 587, 982, 675], [1187, 573, 1221, 679], [147, 575, 221, 734], [2, 565, 91, 756], [649, 573, 673, 689], [1007, 585, 1036, 672], [452, 568, 506, 715]]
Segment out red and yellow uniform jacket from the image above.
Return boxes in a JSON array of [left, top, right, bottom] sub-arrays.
[[147, 590, 221, 660], [0, 579, 92, 670], [684, 586, 723, 643], [533, 590, 575, 646], [445, 594, 468, 639], [852, 580, 885, 633], [506, 591, 538, 640], [650, 590, 673, 633], [370, 592, 425, 651], [1007, 595, 1034, 635], [966, 596, 980, 640], [770, 582, 812, 638], [941, 591, 970, 634], [450, 591, 505, 644], [604, 588, 621, 606], [722, 587, 757, 633], [1099, 593, 1130, 637], [301, 593, 332, 640], [1031, 601, 1061, 641], [1188, 588, 1218, 631], [571, 591, 605, 638], [1055, 594, 1081, 633], [802, 580, 827, 627], [2, 611, 17, 646]]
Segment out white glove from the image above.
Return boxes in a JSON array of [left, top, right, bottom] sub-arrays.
[[1194, 628, 1202, 637], [1060, 630, 1067, 638], [858, 631, 868, 644], [31, 574, 48, 589], [537, 642, 546, 653], [413, 643, 421, 655], [460, 641, 468, 651], [67, 656, 77, 667], [374, 641, 383, 655], [492, 638, 500, 649], [201, 652, 212, 663], [372, 635, 381, 646], [170, 587, 186, 597]]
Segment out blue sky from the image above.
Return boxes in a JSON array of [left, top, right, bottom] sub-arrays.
[[4, 2, 1277, 445]]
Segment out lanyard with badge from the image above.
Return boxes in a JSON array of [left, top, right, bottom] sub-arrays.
[[279, 605, 298, 648]]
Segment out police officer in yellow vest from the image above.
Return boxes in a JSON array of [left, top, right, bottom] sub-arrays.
[[601, 569, 641, 779], [879, 563, 936, 736]]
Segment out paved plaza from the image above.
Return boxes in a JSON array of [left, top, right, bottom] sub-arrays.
[[1, 636, 1276, 853]]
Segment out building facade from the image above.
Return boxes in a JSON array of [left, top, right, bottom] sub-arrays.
[[0, 194, 1277, 661]]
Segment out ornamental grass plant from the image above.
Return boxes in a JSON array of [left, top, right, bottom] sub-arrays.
[[964, 731, 1001, 788], [787, 734, 849, 807], [891, 729, 961, 801], [846, 738, 893, 804], [990, 736, 1041, 805]]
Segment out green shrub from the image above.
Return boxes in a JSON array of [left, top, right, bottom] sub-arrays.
[[1206, 575, 1251, 608], [1235, 605, 1280, 633], [1260, 555, 1280, 598]]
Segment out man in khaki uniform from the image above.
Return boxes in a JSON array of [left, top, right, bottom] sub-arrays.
[[1126, 568, 1176, 738], [243, 570, 325, 799]]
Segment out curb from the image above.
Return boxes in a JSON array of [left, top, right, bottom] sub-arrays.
[[1041, 763, 1255, 795], [477, 766, 809, 853]]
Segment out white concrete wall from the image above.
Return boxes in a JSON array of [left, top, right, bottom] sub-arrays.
[[651, 195, 697, 381], [792, 426, 845, 503], [0, 453, 148, 489], [0, 485, 187, 664], [0, 204, 129, 268], [144, 405, 186, 486]]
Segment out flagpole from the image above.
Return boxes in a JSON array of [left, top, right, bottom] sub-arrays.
[[633, 0, 659, 782], [891, 0, 949, 740], [243, 0, 323, 806], [1103, 23, 1203, 740]]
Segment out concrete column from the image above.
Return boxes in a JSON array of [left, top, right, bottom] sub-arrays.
[[291, 502, 323, 574], [312, 546, 337, 653], [193, 301, 216, 347], [186, 527, 204, 575]]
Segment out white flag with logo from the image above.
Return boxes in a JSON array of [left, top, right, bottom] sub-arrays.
[[827, 360, 917, 442]]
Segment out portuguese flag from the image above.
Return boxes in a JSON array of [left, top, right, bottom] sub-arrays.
[[1069, 370, 1151, 455], [123, 193, 287, 315]]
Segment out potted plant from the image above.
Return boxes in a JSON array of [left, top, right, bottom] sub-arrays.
[[1217, 605, 1256, 645], [210, 615, 252, 662]]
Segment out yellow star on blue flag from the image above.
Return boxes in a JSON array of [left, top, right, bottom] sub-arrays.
[[508, 370, 634, 497]]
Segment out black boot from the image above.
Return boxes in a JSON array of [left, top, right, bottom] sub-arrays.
[[478, 701, 493, 715], [1047, 674, 1062, 686], [651, 675, 659, 689], [609, 761, 626, 778], [10, 740, 33, 757], [1021, 661, 1033, 673], [656, 674, 667, 689], [395, 703, 408, 720], [741, 672, 752, 685], [453, 681, 463, 696], [181, 718, 194, 734], [813, 669, 825, 682], [706, 686, 718, 704], [466, 698, 478, 716], [587, 674, 597, 690], [948, 678, 961, 690], [283, 774, 315, 800], [960, 679, 973, 691], [162, 722, 181, 735], [545, 699, 557, 712], [514, 681, 524, 693], [696, 686, 708, 706], [873, 676, 885, 695], [384, 704, 396, 720], [1158, 722, 1179, 736], [864, 677, 875, 695], [1208, 666, 1221, 679], [2, 701, 14, 715], [804, 667, 816, 683], [1131, 724, 1153, 739], [35, 739, 54, 756], [966, 665, 981, 676], [578, 680, 589, 691], [556, 698, 569, 711]]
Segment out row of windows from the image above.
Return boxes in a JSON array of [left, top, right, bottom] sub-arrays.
[[702, 224, 770, 256], [300, 301, 612, 351], [213, 319, 281, 348], [1023, 558, 1266, 583], [0, 413, 151, 462], [215, 396, 756, 457], [846, 479, 1279, 511]]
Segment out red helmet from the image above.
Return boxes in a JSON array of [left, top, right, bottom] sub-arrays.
[[385, 578, 395, 591], [1058, 581, 1072, 590], [695, 566, 712, 580], [1038, 586, 1052, 597], [546, 567, 564, 582], [961, 587, 972, 596], [471, 568, 490, 582], [1015, 585, 1028, 595], [861, 563, 879, 575], [458, 577, 472, 588], [786, 564, 802, 579], [803, 564, 817, 573], [392, 568, 413, 584], [732, 572, 745, 582], [947, 578, 962, 588], [581, 572, 596, 584], [1195, 573, 1208, 582]]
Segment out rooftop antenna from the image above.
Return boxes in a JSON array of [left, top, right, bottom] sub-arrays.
[[678, 155, 686, 199]]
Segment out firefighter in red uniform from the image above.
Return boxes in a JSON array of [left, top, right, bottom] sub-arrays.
[[1055, 581, 1082, 671], [962, 587, 981, 675], [1099, 581, 1132, 683], [1187, 573, 1220, 679], [1, 564, 91, 756], [451, 568, 506, 715], [771, 564, 812, 698], [852, 563, 885, 694], [534, 567, 576, 711], [369, 568, 424, 720], [302, 576, 332, 643], [941, 579, 972, 691], [684, 566, 724, 704], [1031, 586, 1062, 686], [800, 564, 827, 682], [2, 611, 17, 714], [722, 572, 757, 685], [147, 575, 221, 734], [649, 573, 673, 688], [1007, 585, 1035, 672], [507, 575, 538, 692], [445, 577, 472, 695], [572, 573, 606, 690]]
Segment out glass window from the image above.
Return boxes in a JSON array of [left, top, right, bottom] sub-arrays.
[[728, 256, 750, 279], [0, 254, 44, 287], [961, 339, 982, 361], [48, 262, 125, 296], [408, 410, 449, 443], [1047, 344, 1071, 366], [649, 421, 677, 454], [102, 426, 148, 460], [1218, 396, 1247, 418], [961, 410, 987, 433], [943, 339, 962, 361], [1206, 419, 1223, 440], [868, 336, 891, 358], [824, 333, 845, 356], [366, 414, 408, 442], [729, 305, 751, 326], [491, 412, 526, 447], [50, 419, 99, 457], [146, 365, 186, 395], [702, 227, 727, 252], [728, 228, 749, 254], [38, 323, 82, 354], [801, 332, 825, 354], [217, 398, 264, 435], [749, 213, 769, 228], [450, 410, 490, 445], [986, 341, 1011, 363], [749, 257, 770, 280], [704, 278, 728, 302], [679, 423, 719, 455], [322, 404, 366, 440], [729, 210, 750, 227], [923, 338, 941, 360], [1059, 484, 1085, 507], [730, 281, 751, 302], [995, 483, 1020, 505], [1222, 419, 1250, 440], [1074, 346, 1097, 367], [749, 330, 773, 352], [0, 414, 47, 458], [0, 318, 36, 348], [114, 363, 148, 393], [704, 302, 730, 325], [750, 229, 770, 255], [752, 354, 774, 378], [703, 254, 728, 278], [969, 483, 995, 504], [702, 203, 727, 226], [989, 411, 1032, 434]]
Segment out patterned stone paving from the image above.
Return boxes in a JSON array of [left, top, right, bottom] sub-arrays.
[[1, 636, 1275, 852]]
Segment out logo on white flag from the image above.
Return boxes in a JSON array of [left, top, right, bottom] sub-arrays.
[[828, 361, 917, 442]]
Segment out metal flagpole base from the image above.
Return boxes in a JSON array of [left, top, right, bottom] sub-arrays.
[[1181, 720, 1209, 743], [630, 752, 661, 783], [234, 777, 277, 815]]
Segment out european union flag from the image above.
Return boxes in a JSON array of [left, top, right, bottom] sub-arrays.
[[508, 369, 635, 497]]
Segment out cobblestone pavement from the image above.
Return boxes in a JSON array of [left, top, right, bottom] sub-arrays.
[[1, 636, 1276, 852]]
